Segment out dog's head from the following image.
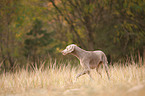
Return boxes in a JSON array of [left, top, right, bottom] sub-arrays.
[[61, 44, 76, 55]]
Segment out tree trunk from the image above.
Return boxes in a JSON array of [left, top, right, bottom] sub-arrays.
[[84, 16, 95, 50], [143, 46, 145, 65], [87, 30, 94, 50], [7, 52, 14, 68], [49, 0, 87, 49], [0, 46, 7, 70]]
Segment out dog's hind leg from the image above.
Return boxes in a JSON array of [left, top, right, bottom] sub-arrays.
[[96, 63, 102, 78]]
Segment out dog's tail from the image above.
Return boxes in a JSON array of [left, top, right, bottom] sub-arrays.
[[102, 53, 110, 80]]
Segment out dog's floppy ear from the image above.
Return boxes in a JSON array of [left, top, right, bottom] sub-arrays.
[[68, 45, 75, 53]]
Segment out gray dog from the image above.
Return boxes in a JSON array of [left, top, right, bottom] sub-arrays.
[[61, 44, 110, 81]]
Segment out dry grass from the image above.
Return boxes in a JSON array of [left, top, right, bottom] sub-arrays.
[[0, 61, 145, 96]]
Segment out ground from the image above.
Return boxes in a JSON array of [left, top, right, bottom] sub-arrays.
[[0, 62, 145, 96]]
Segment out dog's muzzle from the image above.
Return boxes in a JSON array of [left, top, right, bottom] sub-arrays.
[[61, 50, 67, 55]]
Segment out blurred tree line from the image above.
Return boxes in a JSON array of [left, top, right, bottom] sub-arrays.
[[0, 0, 145, 70]]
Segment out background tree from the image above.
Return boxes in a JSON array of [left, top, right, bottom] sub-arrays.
[[24, 19, 54, 65], [49, 0, 145, 62], [0, 0, 145, 70], [0, 0, 21, 70]]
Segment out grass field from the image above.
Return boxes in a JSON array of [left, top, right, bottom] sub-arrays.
[[0, 61, 145, 96]]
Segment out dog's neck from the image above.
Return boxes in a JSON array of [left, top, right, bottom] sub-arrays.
[[71, 46, 86, 60]]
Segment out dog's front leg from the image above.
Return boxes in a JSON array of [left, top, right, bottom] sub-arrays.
[[75, 69, 89, 81], [74, 61, 93, 81]]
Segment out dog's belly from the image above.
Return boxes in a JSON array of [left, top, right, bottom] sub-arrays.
[[89, 59, 100, 69], [89, 64, 98, 69]]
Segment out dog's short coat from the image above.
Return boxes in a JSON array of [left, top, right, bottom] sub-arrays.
[[61, 44, 110, 80]]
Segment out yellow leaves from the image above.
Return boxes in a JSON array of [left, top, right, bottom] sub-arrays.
[[117, 31, 120, 36], [48, 0, 61, 10], [76, 28, 86, 39], [16, 32, 23, 41], [113, 11, 120, 15], [122, 21, 138, 32], [126, 10, 134, 16], [133, 25, 138, 29], [16, 33, 21, 38], [56, 47, 63, 53], [114, 25, 118, 28]]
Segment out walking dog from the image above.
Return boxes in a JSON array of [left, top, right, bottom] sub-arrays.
[[61, 44, 110, 81]]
